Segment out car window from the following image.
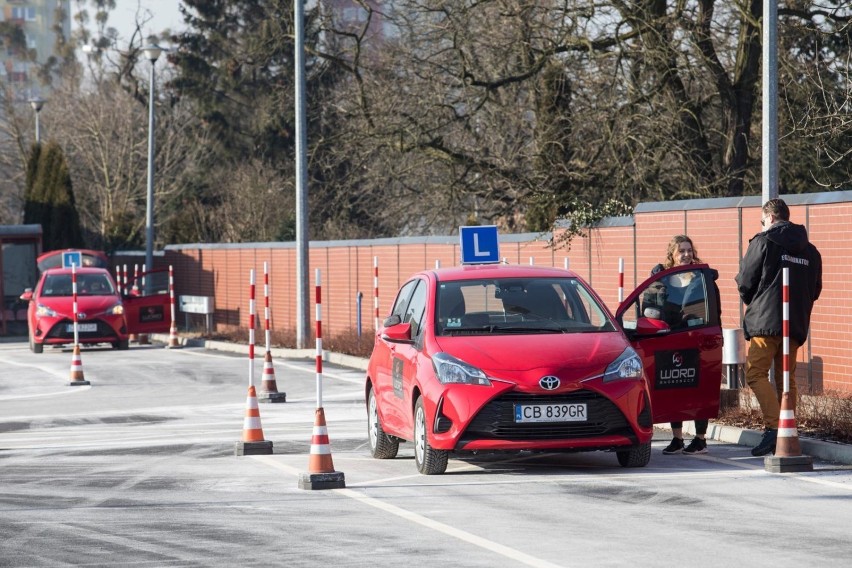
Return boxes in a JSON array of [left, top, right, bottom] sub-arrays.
[[404, 280, 427, 337], [389, 279, 418, 322], [624, 269, 709, 330], [41, 274, 73, 297], [78, 274, 115, 296], [437, 277, 614, 335]]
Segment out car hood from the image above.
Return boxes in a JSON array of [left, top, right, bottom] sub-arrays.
[[433, 333, 630, 385], [37, 296, 120, 318]]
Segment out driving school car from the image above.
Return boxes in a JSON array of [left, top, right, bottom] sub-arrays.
[[365, 262, 722, 474], [21, 250, 173, 353]]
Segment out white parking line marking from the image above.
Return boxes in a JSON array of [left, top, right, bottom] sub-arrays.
[[251, 455, 566, 567]]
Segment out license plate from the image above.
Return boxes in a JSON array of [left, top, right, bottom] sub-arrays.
[[514, 403, 587, 423], [67, 323, 97, 333]]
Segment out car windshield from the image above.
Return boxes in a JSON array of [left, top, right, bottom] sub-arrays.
[[42, 274, 115, 297], [436, 277, 615, 336]]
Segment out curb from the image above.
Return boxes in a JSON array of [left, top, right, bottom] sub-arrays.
[[660, 421, 852, 466], [155, 334, 852, 465]]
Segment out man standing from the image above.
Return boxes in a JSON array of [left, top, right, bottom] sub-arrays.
[[736, 198, 822, 456]]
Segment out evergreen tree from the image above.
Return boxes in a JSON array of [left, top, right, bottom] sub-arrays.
[[24, 141, 83, 251]]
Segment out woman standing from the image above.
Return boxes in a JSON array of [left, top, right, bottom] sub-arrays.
[[654, 235, 711, 455]]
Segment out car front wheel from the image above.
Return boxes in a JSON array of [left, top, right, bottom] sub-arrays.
[[367, 387, 399, 459], [414, 396, 448, 475], [616, 441, 651, 467], [30, 332, 43, 354]]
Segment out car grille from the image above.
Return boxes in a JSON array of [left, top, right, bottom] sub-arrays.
[[461, 390, 632, 442], [45, 318, 118, 340]]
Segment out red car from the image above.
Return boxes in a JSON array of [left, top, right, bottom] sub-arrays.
[[21, 265, 172, 353], [365, 263, 722, 474]]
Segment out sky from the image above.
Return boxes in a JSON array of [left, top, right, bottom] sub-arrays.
[[86, 1, 186, 47]]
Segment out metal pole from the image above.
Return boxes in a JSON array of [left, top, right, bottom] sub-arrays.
[[294, 0, 310, 349], [762, 0, 778, 204], [145, 57, 157, 287], [34, 111, 40, 144]]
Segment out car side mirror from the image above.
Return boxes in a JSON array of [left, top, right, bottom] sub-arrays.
[[382, 322, 414, 344], [20, 289, 33, 301], [383, 314, 402, 328], [634, 316, 670, 337]]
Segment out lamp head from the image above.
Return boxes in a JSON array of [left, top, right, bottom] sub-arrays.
[[29, 97, 45, 112], [142, 44, 162, 62]]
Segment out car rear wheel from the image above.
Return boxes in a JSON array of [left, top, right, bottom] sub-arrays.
[[112, 339, 130, 350], [367, 387, 399, 459], [616, 441, 651, 467], [414, 396, 448, 475]]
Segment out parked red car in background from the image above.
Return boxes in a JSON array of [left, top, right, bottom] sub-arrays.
[[21, 250, 172, 353]]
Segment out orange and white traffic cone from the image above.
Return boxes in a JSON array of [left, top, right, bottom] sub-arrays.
[[167, 322, 180, 349], [234, 385, 273, 455], [258, 351, 286, 403], [765, 392, 813, 472], [775, 392, 802, 457], [298, 407, 345, 490], [69, 344, 90, 386]]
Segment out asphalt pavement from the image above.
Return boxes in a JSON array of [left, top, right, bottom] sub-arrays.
[[151, 333, 852, 467]]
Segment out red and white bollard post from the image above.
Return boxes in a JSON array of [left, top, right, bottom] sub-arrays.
[[167, 265, 180, 348], [299, 268, 345, 490], [69, 265, 90, 386], [765, 267, 813, 472], [374, 256, 380, 334], [258, 261, 286, 403], [618, 258, 624, 304], [235, 269, 272, 456]]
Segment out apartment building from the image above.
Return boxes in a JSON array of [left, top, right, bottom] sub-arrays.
[[0, 0, 71, 100]]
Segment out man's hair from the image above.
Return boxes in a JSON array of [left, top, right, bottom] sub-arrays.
[[762, 198, 790, 221]]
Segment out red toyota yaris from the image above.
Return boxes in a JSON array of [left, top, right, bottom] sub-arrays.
[[22, 267, 130, 352], [365, 263, 722, 474]]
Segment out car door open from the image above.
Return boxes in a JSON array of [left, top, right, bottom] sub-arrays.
[[616, 264, 723, 425]]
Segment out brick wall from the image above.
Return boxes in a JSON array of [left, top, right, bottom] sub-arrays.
[[161, 191, 852, 394]]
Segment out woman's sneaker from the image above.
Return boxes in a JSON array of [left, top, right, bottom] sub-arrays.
[[662, 437, 684, 454], [683, 437, 708, 455]]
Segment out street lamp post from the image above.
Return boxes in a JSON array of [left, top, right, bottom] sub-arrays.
[[29, 97, 45, 143], [142, 44, 162, 285]]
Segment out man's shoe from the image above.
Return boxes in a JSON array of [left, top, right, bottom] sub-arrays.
[[662, 437, 684, 455], [683, 437, 708, 455], [751, 429, 777, 457]]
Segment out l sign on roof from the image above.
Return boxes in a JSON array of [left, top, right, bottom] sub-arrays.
[[62, 251, 82, 268], [459, 225, 500, 264]]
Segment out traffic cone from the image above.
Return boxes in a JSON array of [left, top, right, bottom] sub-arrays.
[[298, 407, 345, 490], [167, 322, 180, 349], [258, 351, 286, 403], [69, 344, 90, 386], [764, 392, 813, 473], [234, 385, 273, 455]]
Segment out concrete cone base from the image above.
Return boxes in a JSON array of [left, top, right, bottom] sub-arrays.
[[764, 455, 813, 473], [235, 440, 273, 456], [298, 471, 346, 490], [258, 391, 287, 403]]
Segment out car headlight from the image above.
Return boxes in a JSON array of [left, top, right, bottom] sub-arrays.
[[107, 303, 124, 315], [432, 352, 491, 386], [35, 304, 57, 317], [603, 347, 644, 382]]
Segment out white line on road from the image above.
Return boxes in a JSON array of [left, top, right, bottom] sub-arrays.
[[251, 455, 568, 568]]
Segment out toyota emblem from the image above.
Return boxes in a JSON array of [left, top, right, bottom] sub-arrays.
[[539, 376, 560, 390], [77, 313, 87, 320]]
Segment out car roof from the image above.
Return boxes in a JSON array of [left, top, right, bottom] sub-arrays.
[[42, 267, 112, 277], [431, 264, 579, 282]]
